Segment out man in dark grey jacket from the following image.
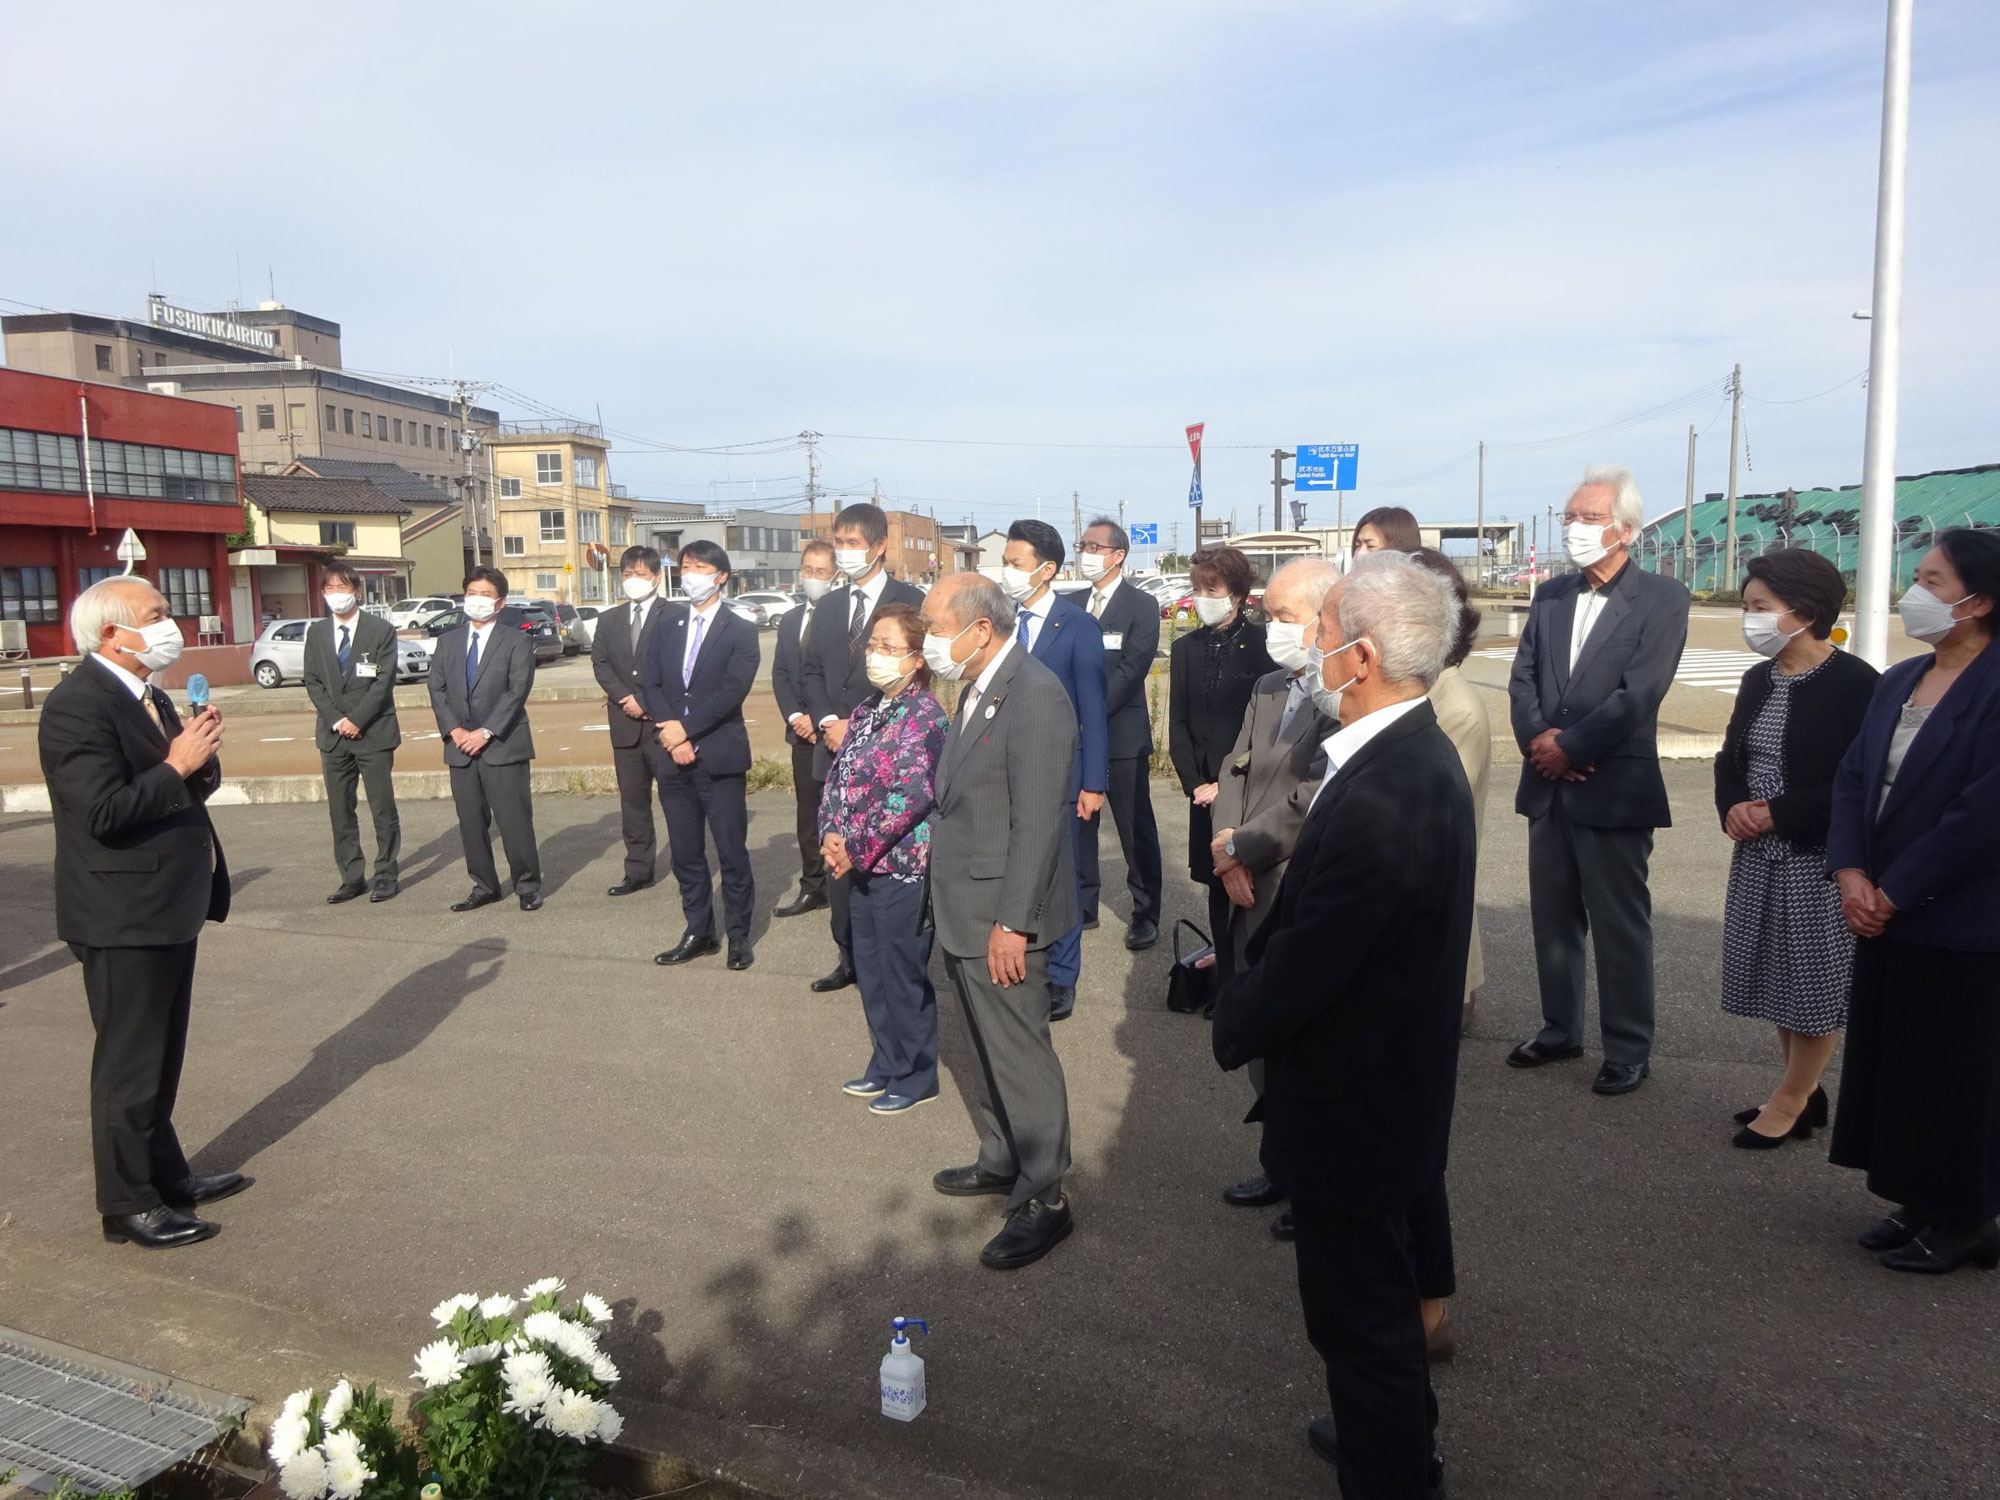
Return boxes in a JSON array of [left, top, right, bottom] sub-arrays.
[[923, 572, 1079, 1272], [302, 562, 401, 904], [1506, 466, 1689, 1095]]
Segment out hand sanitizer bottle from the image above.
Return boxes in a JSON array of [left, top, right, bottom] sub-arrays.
[[879, 1316, 930, 1421]]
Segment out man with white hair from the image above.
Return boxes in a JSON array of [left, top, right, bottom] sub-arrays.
[[1505, 466, 1690, 1096], [37, 577, 244, 1250], [1212, 550, 1475, 1498]]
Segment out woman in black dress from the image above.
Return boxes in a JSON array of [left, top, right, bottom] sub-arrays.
[[1168, 547, 1275, 966], [1827, 529, 2000, 1274]]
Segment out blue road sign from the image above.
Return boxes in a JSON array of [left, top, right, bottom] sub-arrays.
[[1130, 523, 1158, 545], [1188, 471, 1204, 509], [1296, 443, 1359, 493]]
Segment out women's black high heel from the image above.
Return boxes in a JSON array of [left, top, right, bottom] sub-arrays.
[[1734, 1084, 1828, 1128], [1732, 1110, 1814, 1150]]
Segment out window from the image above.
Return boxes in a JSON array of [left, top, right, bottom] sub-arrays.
[[0, 430, 83, 493], [379, 414, 390, 441], [256, 404, 276, 431], [0, 567, 59, 624], [324, 404, 337, 431], [609, 512, 629, 545], [535, 572, 559, 592], [360, 413, 373, 438], [66, 436, 235, 503], [343, 408, 355, 434], [157, 567, 213, 617], [502, 535, 525, 557], [578, 510, 602, 544], [574, 455, 599, 488], [580, 570, 603, 602], [288, 404, 306, 432], [95, 344, 112, 371], [393, 419, 403, 443], [538, 509, 566, 544], [273, 621, 307, 643], [235, 407, 244, 432], [79, 565, 118, 590], [423, 424, 432, 447], [535, 452, 562, 486], [499, 476, 522, 499], [319, 521, 357, 548]]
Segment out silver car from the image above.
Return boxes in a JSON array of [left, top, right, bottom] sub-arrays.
[[730, 590, 802, 628], [251, 617, 431, 688]]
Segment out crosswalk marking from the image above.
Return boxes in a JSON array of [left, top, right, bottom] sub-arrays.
[[1473, 644, 1762, 696]]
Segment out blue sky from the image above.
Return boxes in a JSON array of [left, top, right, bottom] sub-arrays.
[[3, 1, 1994, 549]]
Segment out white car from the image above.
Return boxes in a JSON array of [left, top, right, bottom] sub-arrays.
[[730, 591, 802, 628], [387, 596, 457, 627], [251, 618, 431, 688]]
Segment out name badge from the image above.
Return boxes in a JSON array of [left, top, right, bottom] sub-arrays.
[[1102, 633, 1124, 650], [984, 703, 997, 720], [356, 662, 380, 678]]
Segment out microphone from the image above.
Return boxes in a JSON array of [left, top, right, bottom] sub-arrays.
[[187, 673, 210, 715]]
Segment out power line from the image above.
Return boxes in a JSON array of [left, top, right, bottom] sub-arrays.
[[1744, 369, 1868, 405]]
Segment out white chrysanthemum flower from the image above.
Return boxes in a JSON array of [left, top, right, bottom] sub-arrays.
[[519, 1310, 566, 1345], [278, 1447, 329, 1500], [324, 1448, 374, 1500], [501, 1366, 554, 1418], [462, 1340, 503, 1365], [586, 1350, 620, 1387], [280, 1389, 313, 1422], [320, 1430, 361, 1466], [522, 1276, 566, 1300], [552, 1321, 602, 1365], [412, 1338, 467, 1388], [268, 1414, 311, 1467], [319, 1380, 354, 1432], [594, 1403, 625, 1444], [478, 1293, 517, 1320], [537, 1386, 602, 1441], [430, 1293, 479, 1327], [501, 1348, 552, 1383], [578, 1293, 613, 1325]]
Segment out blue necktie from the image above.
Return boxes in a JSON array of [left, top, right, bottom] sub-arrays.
[[337, 624, 351, 669], [1018, 606, 1033, 650], [465, 629, 480, 690]]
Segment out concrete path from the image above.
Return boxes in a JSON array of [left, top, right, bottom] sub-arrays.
[[1, 766, 1995, 1499]]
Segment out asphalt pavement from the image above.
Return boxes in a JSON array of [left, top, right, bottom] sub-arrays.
[[2, 764, 1995, 1499]]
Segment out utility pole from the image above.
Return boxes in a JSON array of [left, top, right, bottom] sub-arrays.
[[1270, 449, 1293, 533], [801, 430, 822, 541], [1071, 489, 1082, 564], [1722, 363, 1743, 589], [1170, 521, 1180, 562], [1475, 441, 1486, 586], [1681, 424, 1698, 586], [1855, 0, 1913, 668]]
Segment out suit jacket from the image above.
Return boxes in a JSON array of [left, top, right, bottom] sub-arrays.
[[639, 600, 760, 776], [799, 575, 928, 728], [770, 601, 815, 749], [1508, 561, 1689, 828], [1084, 579, 1160, 760], [1211, 701, 1474, 1213], [590, 597, 668, 750], [1825, 641, 2000, 952], [1023, 592, 1110, 795], [38, 655, 231, 947], [1209, 669, 1336, 950], [302, 611, 401, 755], [928, 645, 1080, 958], [1714, 649, 1879, 848], [427, 621, 537, 767]]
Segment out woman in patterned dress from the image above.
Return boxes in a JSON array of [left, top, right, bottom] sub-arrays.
[[1714, 549, 1879, 1148], [819, 603, 951, 1115]]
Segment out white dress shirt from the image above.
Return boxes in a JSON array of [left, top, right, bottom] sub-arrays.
[[820, 569, 890, 726], [1307, 695, 1428, 813], [1088, 576, 1123, 619], [1568, 562, 1628, 671], [1015, 588, 1055, 652], [959, 634, 1017, 722], [92, 651, 152, 703]]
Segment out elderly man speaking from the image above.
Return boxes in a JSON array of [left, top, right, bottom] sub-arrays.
[[38, 577, 244, 1249], [1212, 551, 1474, 1499]]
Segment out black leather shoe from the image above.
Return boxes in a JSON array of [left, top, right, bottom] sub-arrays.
[[980, 1197, 1073, 1270], [1124, 919, 1159, 951], [1881, 1222, 2000, 1275], [1269, 1210, 1295, 1241], [1592, 1060, 1649, 1095], [326, 882, 367, 905], [810, 967, 856, 993], [368, 879, 398, 903], [1507, 1038, 1584, 1068], [451, 891, 501, 913], [933, 1164, 1018, 1198], [159, 1172, 250, 1208], [1307, 1417, 1444, 1497], [774, 889, 828, 917], [518, 892, 543, 912], [607, 878, 652, 897], [1223, 1173, 1285, 1208], [656, 933, 719, 966], [1732, 1109, 1812, 1149], [1049, 984, 1075, 1023], [727, 942, 754, 971], [1736, 1084, 1826, 1127], [102, 1204, 219, 1249], [1858, 1207, 1930, 1252], [1081, 915, 1101, 931]]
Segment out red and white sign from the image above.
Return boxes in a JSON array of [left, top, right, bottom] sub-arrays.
[[1185, 423, 1204, 466]]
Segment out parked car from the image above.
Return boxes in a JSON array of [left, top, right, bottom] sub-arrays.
[[522, 598, 583, 653], [1164, 587, 1264, 625], [387, 596, 458, 627], [570, 605, 603, 650], [729, 591, 802, 628], [421, 605, 564, 662], [250, 618, 433, 687]]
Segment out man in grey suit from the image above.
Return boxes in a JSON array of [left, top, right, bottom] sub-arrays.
[[1507, 466, 1689, 1095], [922, 572, 1079, 1271], [590, 544, 667, 897], [302, 562, 402, 904], [1206, 558, 1340, 1227], [427, 567, 544, 912]]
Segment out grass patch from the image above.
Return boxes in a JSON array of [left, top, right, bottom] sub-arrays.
[[746, 757, 792, 794]]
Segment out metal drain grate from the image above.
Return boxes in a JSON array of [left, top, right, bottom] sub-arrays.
[[0, 1326, 247, 1495]]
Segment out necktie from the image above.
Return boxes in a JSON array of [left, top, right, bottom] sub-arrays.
[[465, 628, 481, 690], [958, 682, 980, 728], [1017, 607, 1034, 651], [848, 591, 868, 658], [684, 610, 708, 681], [1089, 590, 1105, 619], [141, 688, 168, 741], [337, 623, 351, 669], [630, 602, 643, 655]]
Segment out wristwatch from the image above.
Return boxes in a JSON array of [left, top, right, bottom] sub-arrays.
[[1224, 836, 1237, 858], [479, 727, 494, 742], [999, 924, 1018, 935]]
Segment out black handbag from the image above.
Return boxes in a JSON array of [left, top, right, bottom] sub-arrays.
[[1165, 919, 1216, 1014]]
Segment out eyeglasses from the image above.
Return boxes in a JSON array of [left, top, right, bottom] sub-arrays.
[[1078, 542, 1123, 554], [1564, 513, 1614, 526]]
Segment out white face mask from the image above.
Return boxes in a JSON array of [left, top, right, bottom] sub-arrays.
[[1265, 619, 1312, 674], [1192, 595, 1235, 628], [1079, 552, 1112, 582], [681, 570, 720, 604], [801, 576, 834, 602], [1898, 584, 1972, 645], [1564, 519, 1618, 569], [1306, 638, 1362, 720], [1741, 611, 1806, 659], [117, 617, 185, 672], [462, 595, 498, 622], [835, 547, 873, 578], [1000, 564, 1047, 602], [622, 575, 657, 602], [323, 592, 357, 616], [866, 651, 917, 691], [922, 621, 976, 681]]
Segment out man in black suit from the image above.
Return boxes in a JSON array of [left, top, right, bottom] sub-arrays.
[[1074, 517, 1163, 951], [798, 502, 926, 992], [770, 539, 838, 918], [644, 540, 762, 971], [1212, 551, 1474, 1499], [302, 562, 401, 904], [427, 566, 544, 912], [1506, 466, 1690, 1095], [38, 577, 248, 1250], [590, 544, 668, 897]]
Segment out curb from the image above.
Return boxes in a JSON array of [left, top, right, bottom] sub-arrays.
[[0, 681, 613, 726]]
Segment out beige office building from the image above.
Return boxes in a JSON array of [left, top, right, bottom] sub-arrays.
[[489, 421, 635, 606]]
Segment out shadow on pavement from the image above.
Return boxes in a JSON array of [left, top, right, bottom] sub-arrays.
[[536, 809, 622, 898], [0, 944, 76, 993]]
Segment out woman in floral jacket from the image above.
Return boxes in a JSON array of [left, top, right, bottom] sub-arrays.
[[820, 602, 951, 1114]]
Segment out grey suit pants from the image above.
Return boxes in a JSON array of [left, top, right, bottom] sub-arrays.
[[1528, 802, 1655, 1065], [450, 759, 541, 898], [321, 742, 400, 884], [943, 947, 1072, 1212]]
